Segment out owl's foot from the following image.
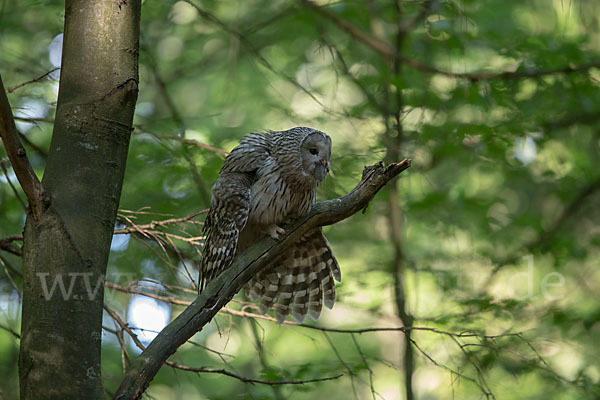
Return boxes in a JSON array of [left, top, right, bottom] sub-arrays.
[[266, 224, 285, 239]]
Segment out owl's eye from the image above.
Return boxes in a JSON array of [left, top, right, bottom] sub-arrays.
[[309, 148, 318, 155]]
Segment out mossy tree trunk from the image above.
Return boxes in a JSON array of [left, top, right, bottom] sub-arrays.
[[18, 1, 141, 398]]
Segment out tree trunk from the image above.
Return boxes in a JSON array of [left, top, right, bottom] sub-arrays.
[[19, 1, 141, 398]]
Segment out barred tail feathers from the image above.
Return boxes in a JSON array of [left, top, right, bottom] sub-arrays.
[[246, 228, 340, 323]]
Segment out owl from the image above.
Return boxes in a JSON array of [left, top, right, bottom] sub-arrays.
[[199, 127, 340, 323]]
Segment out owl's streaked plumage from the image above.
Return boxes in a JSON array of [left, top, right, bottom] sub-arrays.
[[199, 127, 340, 323]]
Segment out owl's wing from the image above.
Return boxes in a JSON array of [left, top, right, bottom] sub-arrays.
[[199, 133, 271, 292], [246, 228, 341, 323], [220, 132, 271, 173]]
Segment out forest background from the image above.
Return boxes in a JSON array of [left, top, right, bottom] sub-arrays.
[[1, 0, 599, 399]]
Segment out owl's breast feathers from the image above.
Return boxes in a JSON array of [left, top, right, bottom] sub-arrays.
[[247, 157, 316, 227]]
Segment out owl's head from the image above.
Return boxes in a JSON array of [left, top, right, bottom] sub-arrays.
[[299, 129, 332, 183]]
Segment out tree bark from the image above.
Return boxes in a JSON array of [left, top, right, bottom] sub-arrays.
[[18, 1, 141, 399]]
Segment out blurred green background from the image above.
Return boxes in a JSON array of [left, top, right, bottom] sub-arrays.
[[1, 0, 600, 399]]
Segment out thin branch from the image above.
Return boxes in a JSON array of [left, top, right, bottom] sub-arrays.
[[323, 331, 359, 399], [0, 323, 20, 339], [114, 211, 204, 285], [301, 0, 600, 81], [402, 0, 434, 33], [350, 333, 377, 400], [0, 160, 27, 213], [5, 68, 59, 94], [409, 338, 490, 395], [0, 254, 22, 278], [0, 255, 22, 299], [140, 45, 212, 205], [137, 130, 228, 156], [112, 159, 411, 400], [185, 0, 335, 115], [105, 281, 190, 307], [249, 318, 285, 399], [106, 279, 523, 342], [0, 74, 46, 220], [315, 26, 386, 115], [18, 132, 48, 158], [114, 209, 206, 234], [13, 117, 55, 124], [104, 305, 343, 387], [447, 335, 495, 398], [301, 0, 395, 61], [489, 175, 600, 277], [165, 361, 343, 386]]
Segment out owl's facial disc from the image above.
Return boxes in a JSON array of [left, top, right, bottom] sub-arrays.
[[301, 132, 332, 182]]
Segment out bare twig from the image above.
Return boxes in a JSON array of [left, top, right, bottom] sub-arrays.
[[409, 338, 490, 395], [185, 0, 338, 115], [0, 254, 22, 278], [114, 210, 205, 286], [115, 209, 206, 235], [0, 160, 27, 212], [106, 279, 523, 342], [0, 323, 20, 339], [301, 0, 395, 60], [138, 130, 228, 156], [112, 159, 411, 400], [350, 333, 377, 400], [0, 255, 22, 299], [165, 361, 343, 386], [5, 68, 59, 94], [248, 318, 285, 399], [18, 132, 48, 158], [323, 331, 359, 399], [13, 117, 55, 124], [0, 74, 46, 220], [105, 281, 190, 307], [104, 305, 343, 387], [489, 175, 600, 277], [402, 0, 434, 33], [140, 45, 212, 205]]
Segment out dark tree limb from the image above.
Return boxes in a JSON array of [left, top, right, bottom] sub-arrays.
[[0, 234, 23, 257], [112, 159, 411, 400], [0, 74, 46, 221]]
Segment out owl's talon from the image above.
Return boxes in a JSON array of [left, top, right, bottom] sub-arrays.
[[266, 224, 285, 239]]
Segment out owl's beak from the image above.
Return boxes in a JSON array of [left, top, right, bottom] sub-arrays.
[[316, 159, 330, 180]]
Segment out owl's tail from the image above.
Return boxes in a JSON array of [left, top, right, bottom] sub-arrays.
[[246, 228, 341, 323]]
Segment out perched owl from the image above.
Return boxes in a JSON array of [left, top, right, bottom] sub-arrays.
[[199, 127, 340, 323]]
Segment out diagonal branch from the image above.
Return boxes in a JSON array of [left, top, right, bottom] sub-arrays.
[[300, 0, 395, 60], [5, 68, 59, 94], [489, 175, 600, 277], [0, 74, 46, 221], [104, 304, 343, 387], [0, 234, 23, 257], [112, 159, 411, 400], [137, 130, 228, 156], [301, 0, 600, 81]]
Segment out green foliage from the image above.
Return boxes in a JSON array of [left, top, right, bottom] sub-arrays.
[[2, 0, 600, 399]]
